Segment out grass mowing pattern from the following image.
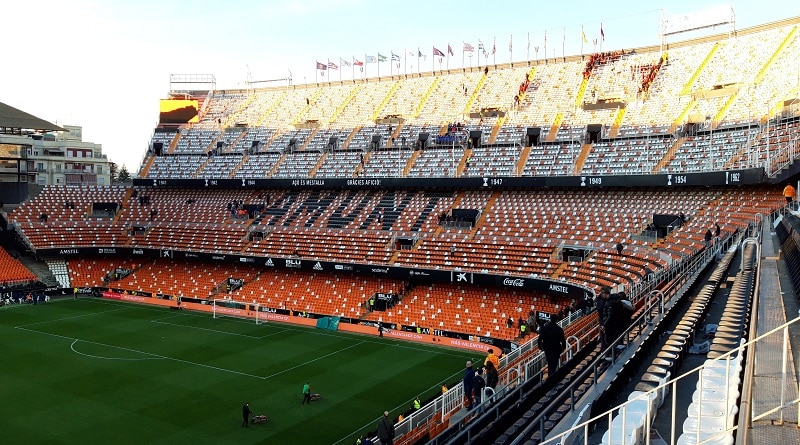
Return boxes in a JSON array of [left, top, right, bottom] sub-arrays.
[[1, 298, 473, 444]]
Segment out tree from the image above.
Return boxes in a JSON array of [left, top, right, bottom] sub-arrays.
[[116, 165, 131, 183]]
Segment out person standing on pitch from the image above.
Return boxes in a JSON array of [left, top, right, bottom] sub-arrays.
[[302, 382, 312, 404], [242, 402, 252, 427]]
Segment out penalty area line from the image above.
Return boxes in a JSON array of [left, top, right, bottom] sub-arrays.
[[16, 325, 266, 380], [149, 318, 265, 339], [70, 339, 162, 361], [261, 341, 367, 380]]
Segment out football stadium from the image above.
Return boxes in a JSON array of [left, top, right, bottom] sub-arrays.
[[2, 5, 800, 445]]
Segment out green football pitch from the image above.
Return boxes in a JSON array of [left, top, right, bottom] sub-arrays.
[[1, 297, 472, 444]]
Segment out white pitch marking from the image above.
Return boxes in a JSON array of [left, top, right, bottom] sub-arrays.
[[261, 341, 368, 380], [69, 339, 162, 361]]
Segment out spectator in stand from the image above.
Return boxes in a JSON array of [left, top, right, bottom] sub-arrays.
[[616, 242, 624, 256], [784, 183, 796, 204], [472, 368, 486, 408], [484, 360, 499, 389], [602, 291, 623, 355], [715, 223, 721, 238], [704, 228, 713, 246], [375, 411, 395, 445], [484, 349, 499, 370], [357, 434, 375, 445], [538, 314, 566, 377], [568, 299, 577, 316], [463, 360, 475, 410], [527, 311, 537, 333], [597, 287, 612, 349]]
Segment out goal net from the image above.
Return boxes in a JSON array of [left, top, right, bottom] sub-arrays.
[[211, 298, 261, 324]]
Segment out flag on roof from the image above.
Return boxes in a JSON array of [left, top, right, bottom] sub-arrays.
[[328, 61, 338, 70], [316, 61, 327, 70], [340, 58, 351, 67], [492, 41, 496, 55], [391, 52, 400, 62], [365, 55, 377, 63], [600, 23, 605, 41], [418, 49, 423, 57], [378, 53, 387, 62], [353, 57, 364, 66], [463, 42, 474, 52], [478, 40, 484, 51], [448, 44, 454, 56], [433, 47, 445, 57]]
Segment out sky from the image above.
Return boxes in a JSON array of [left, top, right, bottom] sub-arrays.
[[2, 0, 799, 173]]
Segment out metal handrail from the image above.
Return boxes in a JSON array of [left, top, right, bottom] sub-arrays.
[[539, 313, 800, 445], [397, 309, 589, 445], [504, 236, 729, 445]]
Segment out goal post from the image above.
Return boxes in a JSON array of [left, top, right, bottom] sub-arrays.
[[211, 298, 261, 324]]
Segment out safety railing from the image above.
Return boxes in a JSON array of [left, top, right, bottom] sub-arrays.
[[393, 308, 588, 444], [538, 316, 800, 445]]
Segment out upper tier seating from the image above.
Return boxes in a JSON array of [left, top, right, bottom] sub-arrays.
[[139, 21, 800, 181]]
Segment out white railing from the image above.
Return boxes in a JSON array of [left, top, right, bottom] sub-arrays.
[[539, 316, 800, 445], [392, 308, 590, 443]]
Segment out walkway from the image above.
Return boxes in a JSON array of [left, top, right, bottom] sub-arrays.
[[748, 217, 800, 443]]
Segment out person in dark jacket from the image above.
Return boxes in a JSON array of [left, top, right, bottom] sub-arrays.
[[473, 368, 486, 405], [242, 402, 252, 427], [597, 287, 611, 348], [463, 360, 475, 410], [602, 291, 622, 349], [375, 411, 395, 445], [538, 315, 567, 376], [484, 360, 499, 389]]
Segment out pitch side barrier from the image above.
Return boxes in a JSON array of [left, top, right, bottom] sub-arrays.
[[132, 167, 762, 189], [94, 289, 497, 353], [40, 247, 590, 303]]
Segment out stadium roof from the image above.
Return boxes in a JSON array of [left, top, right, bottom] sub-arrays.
[[0, 102, 63, 133]]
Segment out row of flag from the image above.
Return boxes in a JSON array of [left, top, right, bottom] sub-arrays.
[[315, 45, 454, 70], [314, 23, 606, 70]]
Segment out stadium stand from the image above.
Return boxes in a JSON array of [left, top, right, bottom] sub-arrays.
[[5, 15, 800, 445], [0, 247, 35, 286]]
